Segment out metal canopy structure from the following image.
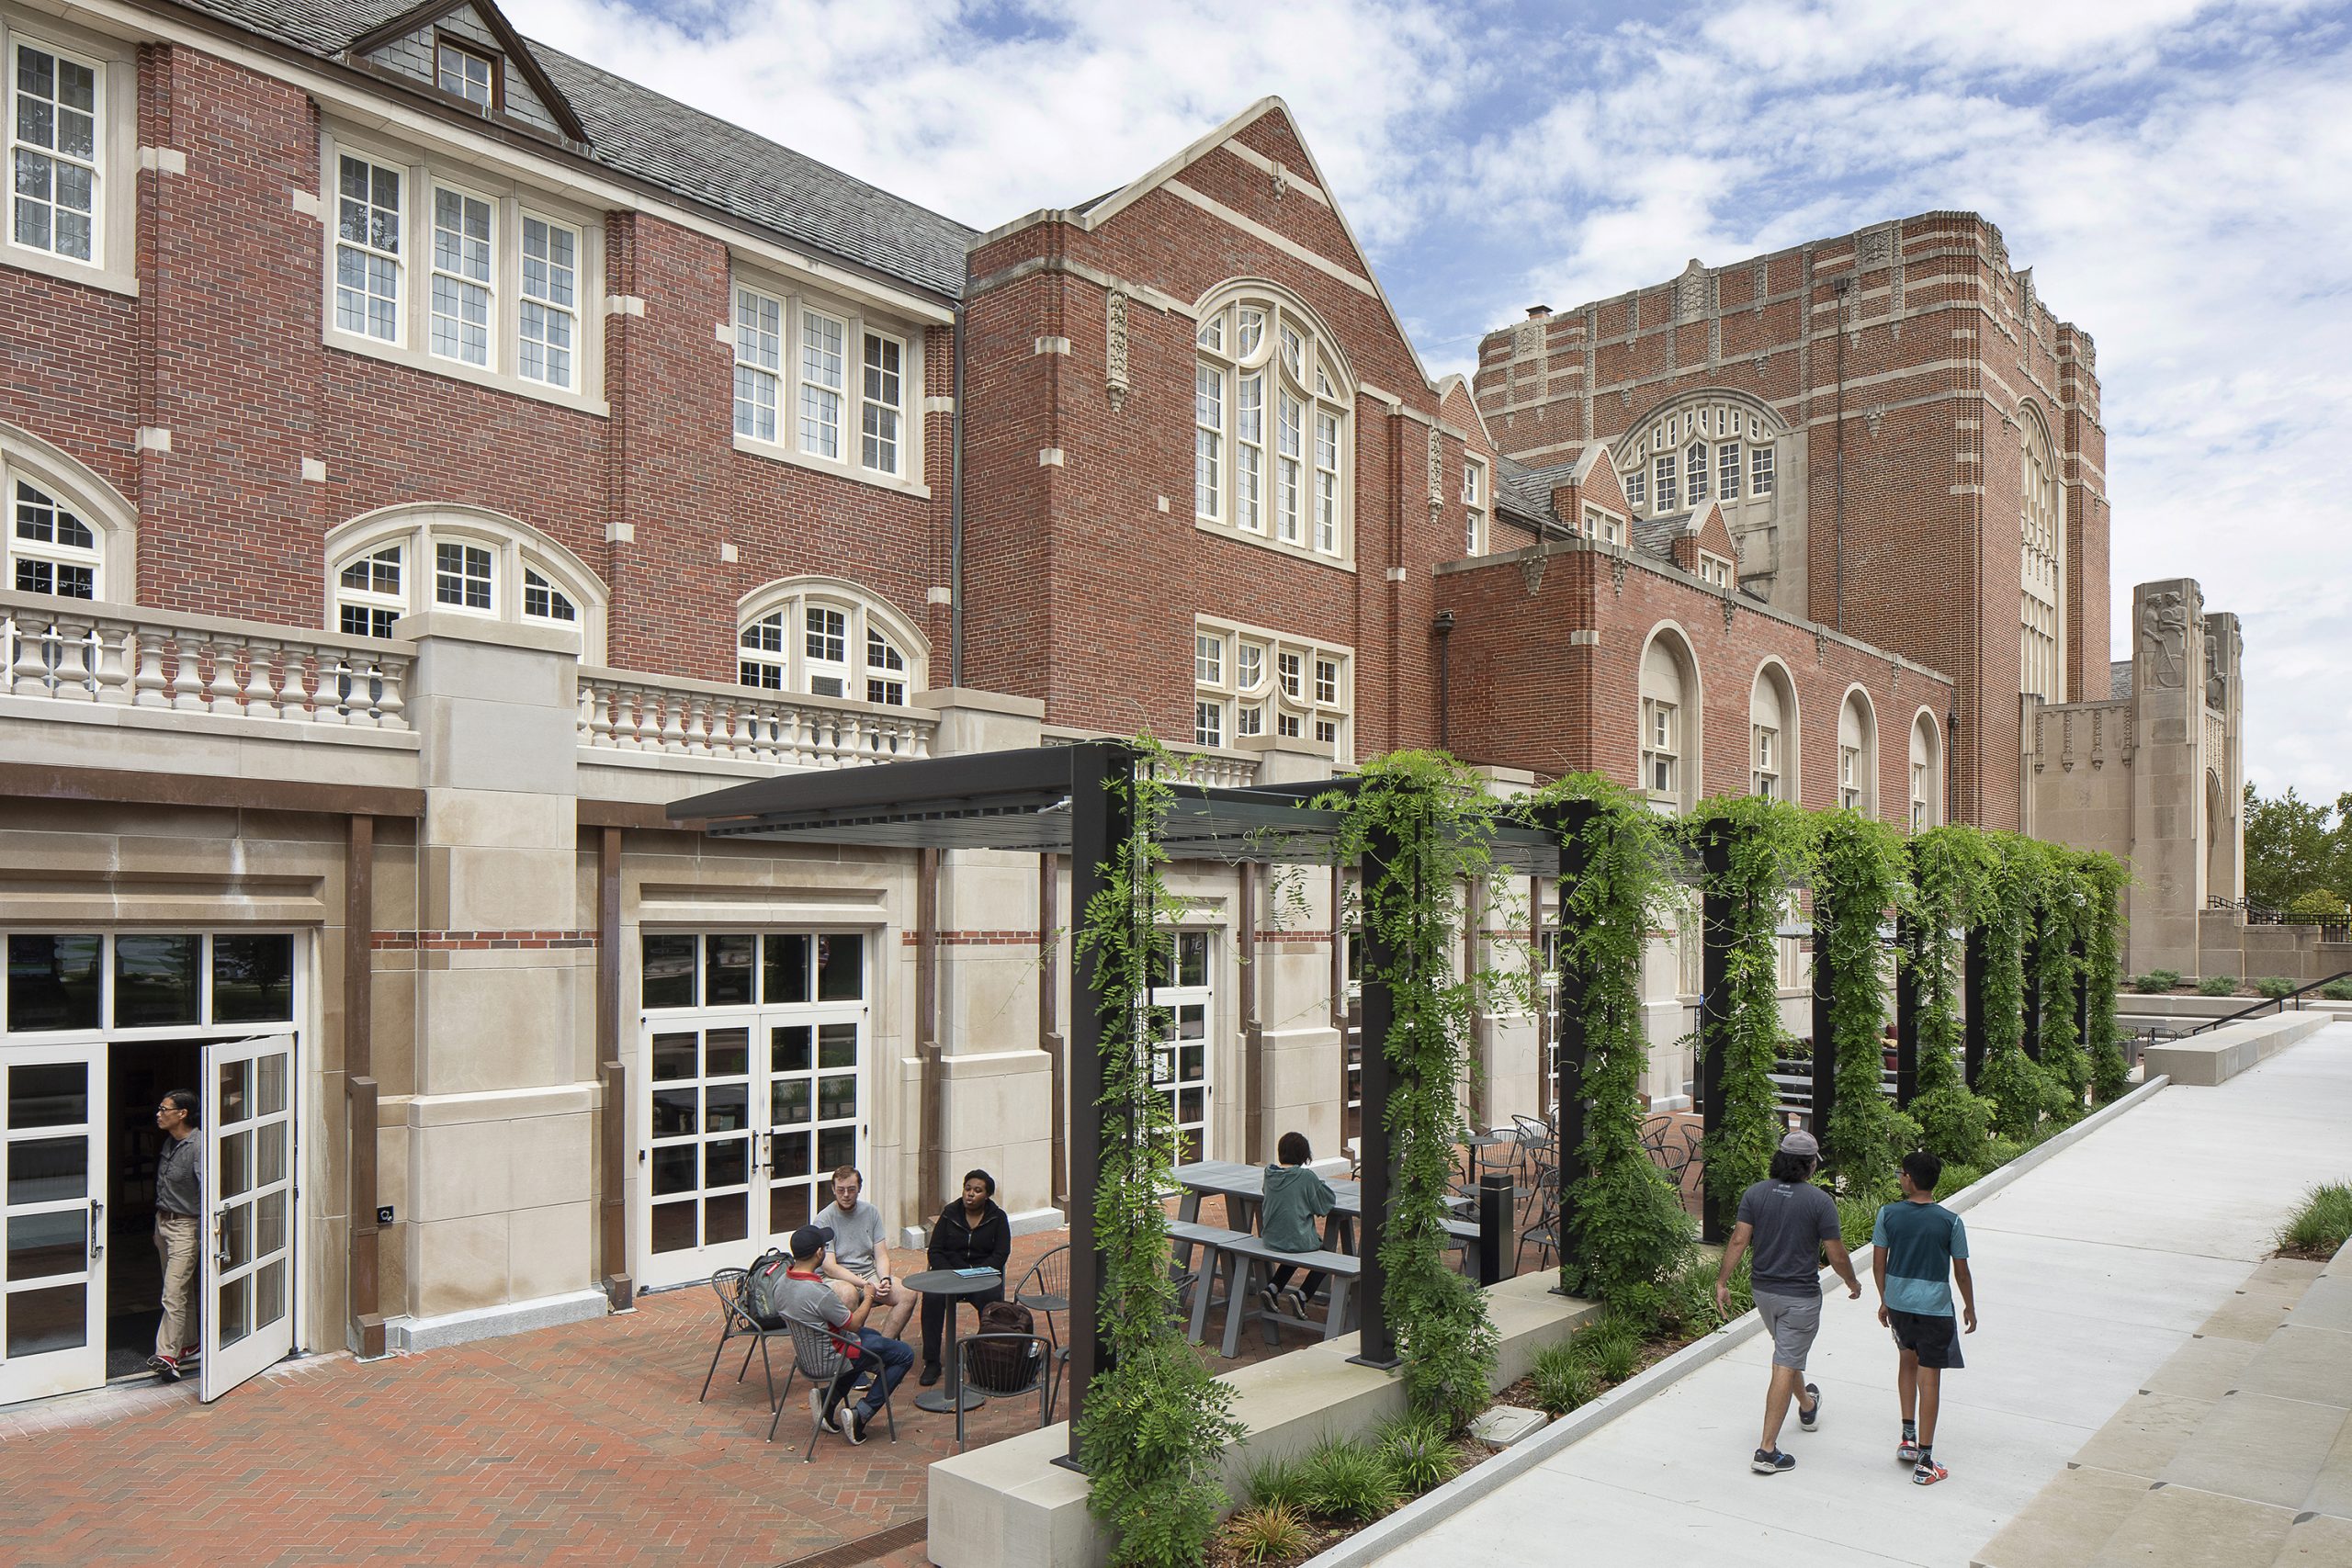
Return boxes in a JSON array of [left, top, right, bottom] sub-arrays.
[[669, 741, 1577, 1461]]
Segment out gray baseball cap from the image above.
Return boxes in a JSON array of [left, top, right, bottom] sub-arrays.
[[1778, 1130, 1820, 1158]]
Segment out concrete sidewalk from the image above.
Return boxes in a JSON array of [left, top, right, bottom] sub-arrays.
[[1369, 1023, 2352, 1568]]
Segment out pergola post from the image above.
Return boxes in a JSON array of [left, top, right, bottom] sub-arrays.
[[1809, 911, 1836, 1138], [1539, 802, 1595, 1273], [1698, 826, 1734, 1245], [1894, 913, 1920, 1108], [2022, 906, 2045, 1062], [1962, 925, 1989, 1089], [1349, 817, 1404, 1371], [2073, 933, 2091, 1056], [1062, 740, 1136, 1464]]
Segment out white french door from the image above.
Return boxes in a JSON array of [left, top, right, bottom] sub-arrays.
[[0, 1047, 107, 1404], [1149, 931, 1213, 1164], [199, 1034, 296, 1403], [639, 931, 868, 1291]]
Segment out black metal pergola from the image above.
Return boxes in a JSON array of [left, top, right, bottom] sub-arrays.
[[669, 742, 1582, 1461]]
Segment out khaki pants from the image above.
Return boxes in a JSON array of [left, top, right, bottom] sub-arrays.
[[155, 1213, 198, 1360]]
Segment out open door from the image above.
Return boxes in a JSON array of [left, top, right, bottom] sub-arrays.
[[0, 1048, 107, 1404], [199, 1034, 295, 1403]]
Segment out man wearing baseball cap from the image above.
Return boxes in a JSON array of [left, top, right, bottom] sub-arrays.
[[775, 1223, 914, 1444], [1713, 1129, 1861, 1474]]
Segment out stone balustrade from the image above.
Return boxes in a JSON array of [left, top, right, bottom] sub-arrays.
[[578, 667, 935, 767], [1, 589, 413, 729], [1040, 726, 1261, 788]]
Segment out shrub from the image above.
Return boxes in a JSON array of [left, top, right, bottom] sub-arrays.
[[1837, 1195, 1881, 1252], [1570, 1319, 1643, 1384], [1936, 1164, 1984, 1198], [2322, 980, 2352, 1002], [2254, 976, 2300, 1000], [2197, 976, 2239, 997], [1241, 1456, 1306, 1514], [1220, 1504, 1313, 1566], [2143, 968, 2184, 992], [1374, 1414, 1461, 1495], [2288, 888, 2347, 920], [1529, 1340, 1599, 1416], [1295, 1438, 1403, 1523], [2278, 1182, 2352, 1259], [1984, 1136, 2029, 1169]]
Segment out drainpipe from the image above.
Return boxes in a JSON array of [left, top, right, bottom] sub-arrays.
[[950, 301, 966, 689], [1433, 610, 1455, 751]]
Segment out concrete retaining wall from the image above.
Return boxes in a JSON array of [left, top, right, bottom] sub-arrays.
[[2141, 1012, 2328, 1088]]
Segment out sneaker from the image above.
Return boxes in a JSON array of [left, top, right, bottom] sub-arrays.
[[833, 1403, 862, 1442], [1913, 1459, 1948, 1486], [1259, 1286, 1283, 1316], [1797, 1383, 1821, 1432], [845, 1407, 870, 1445], [919, 1362, 943, 1388], [1751, 1448, 1795, 1475], [1897, 1436, 1922, 1465], [1281, 1288, 1310, 1319], [146, 1354, 181, 1384]]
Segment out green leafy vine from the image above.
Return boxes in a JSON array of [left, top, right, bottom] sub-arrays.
[[1811, 808, 1916, 1197]]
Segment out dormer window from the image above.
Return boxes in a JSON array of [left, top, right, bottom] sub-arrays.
[[437, 40, 495, 110]]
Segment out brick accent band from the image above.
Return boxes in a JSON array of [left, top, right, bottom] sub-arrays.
[[373, 930, 600, 952]]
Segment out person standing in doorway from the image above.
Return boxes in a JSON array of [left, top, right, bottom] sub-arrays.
[[1873, 1150, 1975, 1485], [1713, 1130, 1860, 1475], [151, 1089, 201, 1383]]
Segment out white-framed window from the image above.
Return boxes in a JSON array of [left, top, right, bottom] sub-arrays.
[[1697, 552, 1733, 590], [0, 446, 128, 601], [1909, 711, 1941, 832], [321, 132, 601, 408], [1840, 747, 1862, 810], [325, 506, 605, 657], [428, 183, 494, 367], [1195, 287, 1352, 563], [1751, 445, 1775, 496], [8, 478, 97, 599], [1623, 466, 1646, 509], [1193, 614, 1352, 761], [1586, 506, 1624, 546], [728, 273, 922, 487], [736, 578, 926, 708], [1464, 457, 1487, 557], [1911, 762, 1930, 834], [1684, 441, 1709, 504], [1653, 452, 1678, 512], [1839, 692, 1878, 815], [1640, 632, 1697, 813], [517, 213, 578, 389], [1753, 724, 1780, 800], [1643, 699, 1678, 797], [435, 39, 495, 109], [8, 37, 98, 265], [1718, 443, 1741, 502], [2019, 406, 2064, 703]]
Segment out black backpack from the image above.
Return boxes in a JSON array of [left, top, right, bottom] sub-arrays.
[[742, 1249, 793, 1325], [967, 1299, 1040, 1392]]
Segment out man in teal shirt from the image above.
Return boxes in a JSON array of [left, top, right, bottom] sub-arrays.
[[1872, 1151, 1977, 1486]]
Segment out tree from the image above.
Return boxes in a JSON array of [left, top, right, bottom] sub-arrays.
[[2244, 785, 2352, 911]]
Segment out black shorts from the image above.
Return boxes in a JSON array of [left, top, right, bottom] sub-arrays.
[[1888, 1309, 1963, 1370]]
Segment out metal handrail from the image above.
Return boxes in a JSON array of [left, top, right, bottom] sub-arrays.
[[2182, 971, 2352, 1037]]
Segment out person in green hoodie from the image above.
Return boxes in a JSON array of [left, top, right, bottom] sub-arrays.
[[1258, 1131, 1336, 1319]]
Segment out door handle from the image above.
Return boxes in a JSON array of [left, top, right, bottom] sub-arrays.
[[89, 1200, 105, 1259], [214, 1210, 228, 1268]]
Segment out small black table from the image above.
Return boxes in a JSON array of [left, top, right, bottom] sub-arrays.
[[905, 1268, 1002, 1414]]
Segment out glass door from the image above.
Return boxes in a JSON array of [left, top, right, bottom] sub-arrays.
[[0, 1046, 107, 1404], [642, 1016, 758, 1289], [1149, 932, 1213, 1164], [199, 1034, 295, 1403]]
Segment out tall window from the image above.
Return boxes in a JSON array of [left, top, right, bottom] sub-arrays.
[[734, 287, 782, 443], [9, 39, 98, 264], [327, 509, 604, 655], [518, 215, 578, 389], [736, 581, 925, 708], [1908, 712, 1941, 832], [1752, 725, 1779, 799], [1838, 692, 1877, 815], [798, 309, 845, 459], [1749, 666, 1795, 805], [730, 281, 913, 482], [1652, 452, 1678, 512], [1623, 467, 1646, 508], [1639, 632, 1697, 812], [334, 153, 403, 343], [1718, 443, 1741, 502], [1840, 748, 1862, 811], [1643, 701, 1679, 797], [1684, 440, 1709, 504], [429, 185, 493, 367], [2019, 407, 2064, 703], [1192, 616, 1351, 760], [1195, 289, 1351, 560], [1751, 445, 1775, 496], [861, 333, 903, 474], [1464, 458, 1487, 557]]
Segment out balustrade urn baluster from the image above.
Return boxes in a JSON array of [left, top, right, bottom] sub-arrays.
[[51, 618, 96, 699], [167, 634, 204, 710], [659, 693, 686, 752], [130, 629, 166, 706], [243, 640, 279, 716], [11, 618, 50, 696], [317, 657, 352, 725], [376, 659, 407, 729], [276, 647, 311, 717], [94, 626, 133, 704], [206, 639, 243, 714], [684, 695, 711, 754]]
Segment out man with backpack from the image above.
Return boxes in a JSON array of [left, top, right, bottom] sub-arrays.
[[770, 1224, 913, 1444]]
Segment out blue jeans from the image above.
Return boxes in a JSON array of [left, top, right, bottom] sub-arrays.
[[828, 1327, 913, 1419]]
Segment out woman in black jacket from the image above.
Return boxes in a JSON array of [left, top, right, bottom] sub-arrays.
[[920, 1168, 1012, 1383]]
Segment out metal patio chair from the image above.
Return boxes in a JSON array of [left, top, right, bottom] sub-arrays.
[[696, 1267, 784, 1416], [771, 1316, 900, 1456], [953, 1331, 1061, 1451], [1515, 1179, 1561, 1275], [1014, 1244, 1071, 1353]]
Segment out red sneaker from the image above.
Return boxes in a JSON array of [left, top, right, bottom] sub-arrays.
[[1913, 1459, 1948, 1486]]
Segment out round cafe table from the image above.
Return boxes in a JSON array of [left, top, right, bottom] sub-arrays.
[[904, 1268, 1003, 1414]]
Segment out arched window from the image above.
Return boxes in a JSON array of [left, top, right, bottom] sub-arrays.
[[2019, 404, 2064, 703], [1194, 284, 1351, 561], [1838, 689, 1878, 816], [738, 578, 926, 707], [324, 505, 605, 659], [1750, 662, 1799, 802], [1909, 711, 1942, 831], [0, 423, 135, 602], [1639, 628, 1700, 813]]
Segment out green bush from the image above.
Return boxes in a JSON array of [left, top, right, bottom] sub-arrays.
[[1529, 1339, 1599, 1416], [1294, 1438, 1403, 1523], [2278, 1183, 2352, 1259], [2132, 969, 2183, 993], [2322, 980, 2352, 1002], [1241, 1455, 1306, 1514], [1984, 1135, 2029, 1168], [2254, 976, 2300, 1000], [1837, 1194, 1881, 1251], [1570, 1319, 1643, 1384], [1936, 1164, 1984, 1198], [1220, 1504, 1313, 1565], [2288, 888, 2347, 920], [2196, 976, 2239, 997], [1374, 1414, 1461, 1495]]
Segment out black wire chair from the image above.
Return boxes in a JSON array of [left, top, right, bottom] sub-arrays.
[[771, 1316, 903, 1456], [953, 1331, 1062, 1451], [1014, 1244, 1071, 1352], [696, 1267, 786, 1416], [1515, 1170, 1561, 1275]]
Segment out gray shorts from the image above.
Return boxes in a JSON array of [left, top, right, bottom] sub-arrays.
[[1752, 1289, 1823, 1370]]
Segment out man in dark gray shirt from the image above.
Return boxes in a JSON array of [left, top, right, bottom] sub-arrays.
[[776, 1224, 912, 1444], [151, 1089, 202, 1382], [1714, 1130, 1860, 1474]]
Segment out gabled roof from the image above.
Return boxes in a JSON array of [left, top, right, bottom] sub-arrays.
[[345, 0, 588, 142], [172, 0, 977, 299]]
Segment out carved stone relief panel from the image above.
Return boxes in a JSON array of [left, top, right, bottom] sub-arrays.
[[2138, 591, 2187, 690]]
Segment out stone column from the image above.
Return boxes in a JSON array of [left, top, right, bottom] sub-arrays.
[[390, 611, 601, 1348], [2125, 580, 2205, 978]]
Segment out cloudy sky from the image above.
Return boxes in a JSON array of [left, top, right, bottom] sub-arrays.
[[509, 0, 2352, 802]]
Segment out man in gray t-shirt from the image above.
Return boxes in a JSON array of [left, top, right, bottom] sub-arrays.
[[777, 1224, 913, 1444], [816, 1168, 916, 1338], [1714, 1130, 1861, 1475]]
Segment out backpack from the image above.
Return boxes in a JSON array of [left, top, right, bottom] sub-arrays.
[[741, 1249, 793, 1325], [966, 1299, 1040, 1392]]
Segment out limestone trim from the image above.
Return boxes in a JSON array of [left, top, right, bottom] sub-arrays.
[[0, 417, 140, 603], [327, 502, 608, 660]]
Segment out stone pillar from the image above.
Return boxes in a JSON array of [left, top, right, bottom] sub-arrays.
[[2203, 611, 2245, 905], [390, 612, 601, 1348], [2124, 580, 2205, 978], [915, 689, 1059, 1234]]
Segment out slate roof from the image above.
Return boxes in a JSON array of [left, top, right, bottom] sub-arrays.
[[175, 0, 978, 298], [1630, 511, 1691, 565], [1494, 456, 1574, 525]]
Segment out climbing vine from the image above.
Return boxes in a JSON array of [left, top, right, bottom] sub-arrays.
[[1522, 775, 1693, 1310], [1903, 826, 1996, 1162], [1811, 809, 1915, 1197], [1682, 795, 1811, 1224], [2033, 852, 2094, 1122], [1321, 752, 1501, 1432], [1074, 740, 1242, 1568], [2083, 854, 2132, 1102], [1976, 835, 2063, 1141]]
